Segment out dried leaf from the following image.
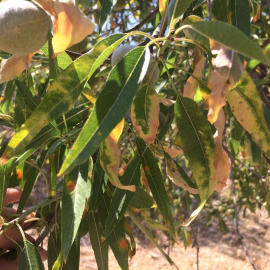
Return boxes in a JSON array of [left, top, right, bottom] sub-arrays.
[[163, 146, 182, 158], [183, 49, 205, 100], [100, 119, 135, 192], [0, 54, 33, 84], [131, 86, 160, 144], [166, 159, 199, 194], [36, 0, 96, 54], [160, 98, 175, 106], [213, 109, 230, 192], [207, 43, 244, 124]]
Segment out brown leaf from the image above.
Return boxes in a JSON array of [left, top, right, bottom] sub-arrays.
[[0, 54, 33, 84], [213, 109, 231, 192], [35, 0, 96, 54], [183, 47, 205, 100], [207, 44, 244, 124]]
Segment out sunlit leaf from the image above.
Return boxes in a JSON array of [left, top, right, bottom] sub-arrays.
[[5, 34, 126, 158], [159, 0, 169, 18], [60, 46, 150, 175], [227, 72, 270, 158], [36, 0, 96, 54], [187, 21, 270, 66], [0, 54, 33, 84], [61, 160, 91, 261]]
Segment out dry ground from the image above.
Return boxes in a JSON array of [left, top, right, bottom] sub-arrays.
[[78, 208, 270, 270]]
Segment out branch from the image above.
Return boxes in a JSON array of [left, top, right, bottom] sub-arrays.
[[124, 6, 159, 33]]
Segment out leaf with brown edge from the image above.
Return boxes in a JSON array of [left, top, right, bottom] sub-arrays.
[[131, 85, 160, 145], [100, 119, 136, 192], [183, 56, 204, 100], [0, 54, 33, 84], [35, 0, 96, 55], [227, 72, 270, 158], [207, 43, 244, 124], [213, 109, 230, 193], [166, 158, 198, 194]]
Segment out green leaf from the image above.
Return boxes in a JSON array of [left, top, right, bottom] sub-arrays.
[[187, 21, 270, 65], [89, 213, 109, 270], [174, 96, 215, 225], [98, 194, 129, 270], [228, 104, 243, 156], [63, 233, 80, 270], [89, 152, 108, 212], [48, 228, 61, 270], [183, 15, 210, 51], [17, 149, 49, 213], [18, 240, 45, 270], [227, 72, 270, 158], [99, 0, 117, 32], [5, 34, 126, 158], [230, 0, 250, 37], [212, 0, 228, 22], [130, 187, 154, 209], [59, 46, 150, 175], [61, 160, 91, 261], [131, 85, 160, 144], [136, 138, 175, 235], [127, 209, 174, 266], [102, 157, 141, 240]]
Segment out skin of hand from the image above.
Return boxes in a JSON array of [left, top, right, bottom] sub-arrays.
[[0, 187, 47, 269]]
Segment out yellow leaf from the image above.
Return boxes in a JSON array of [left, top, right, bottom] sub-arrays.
[[100, 119, 135, 192], [0, 54, 33, 84], [35, 0, 96, 55]]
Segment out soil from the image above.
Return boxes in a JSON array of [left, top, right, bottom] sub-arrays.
[[78, 208, 270, 270]]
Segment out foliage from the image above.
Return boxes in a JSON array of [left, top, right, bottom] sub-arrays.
[[0, 0, 270, 269]]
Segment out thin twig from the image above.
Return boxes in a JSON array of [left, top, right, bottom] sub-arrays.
[[124, 6, 159, 33], [191, 226, 200, 270], [230, 164, 257, 270]]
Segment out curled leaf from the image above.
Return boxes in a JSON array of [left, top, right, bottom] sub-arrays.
[[166, 159, 199, 194], [183, 48, 205, 100], [213, 109, 230, 192], [36, 0, 96, 54], [131, 85, 160, 144], [207, 43, 244, 124], [0, 54, 33, 84], [100, 119, 136, 192]]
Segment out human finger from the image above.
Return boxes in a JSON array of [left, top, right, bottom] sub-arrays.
[[3, 187, 22, 206]]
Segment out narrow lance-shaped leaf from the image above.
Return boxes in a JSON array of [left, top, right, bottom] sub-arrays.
[[174, 96, 216, 226], [59, 46, 150, 175], [98, 194, 129, 270], [61, 160, 91, 261], [159, 0, 169, 18], [89, 213, 109, 270], [101, 157, 141, 240], [227, 72, 270, 158], [5, 34, 126, 158], [131, 85, 160, 144], [136, 138, 175, 235], [186, 21, 270, 66], [100, 119, 135, 191], [99, 0, 117, 32]]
